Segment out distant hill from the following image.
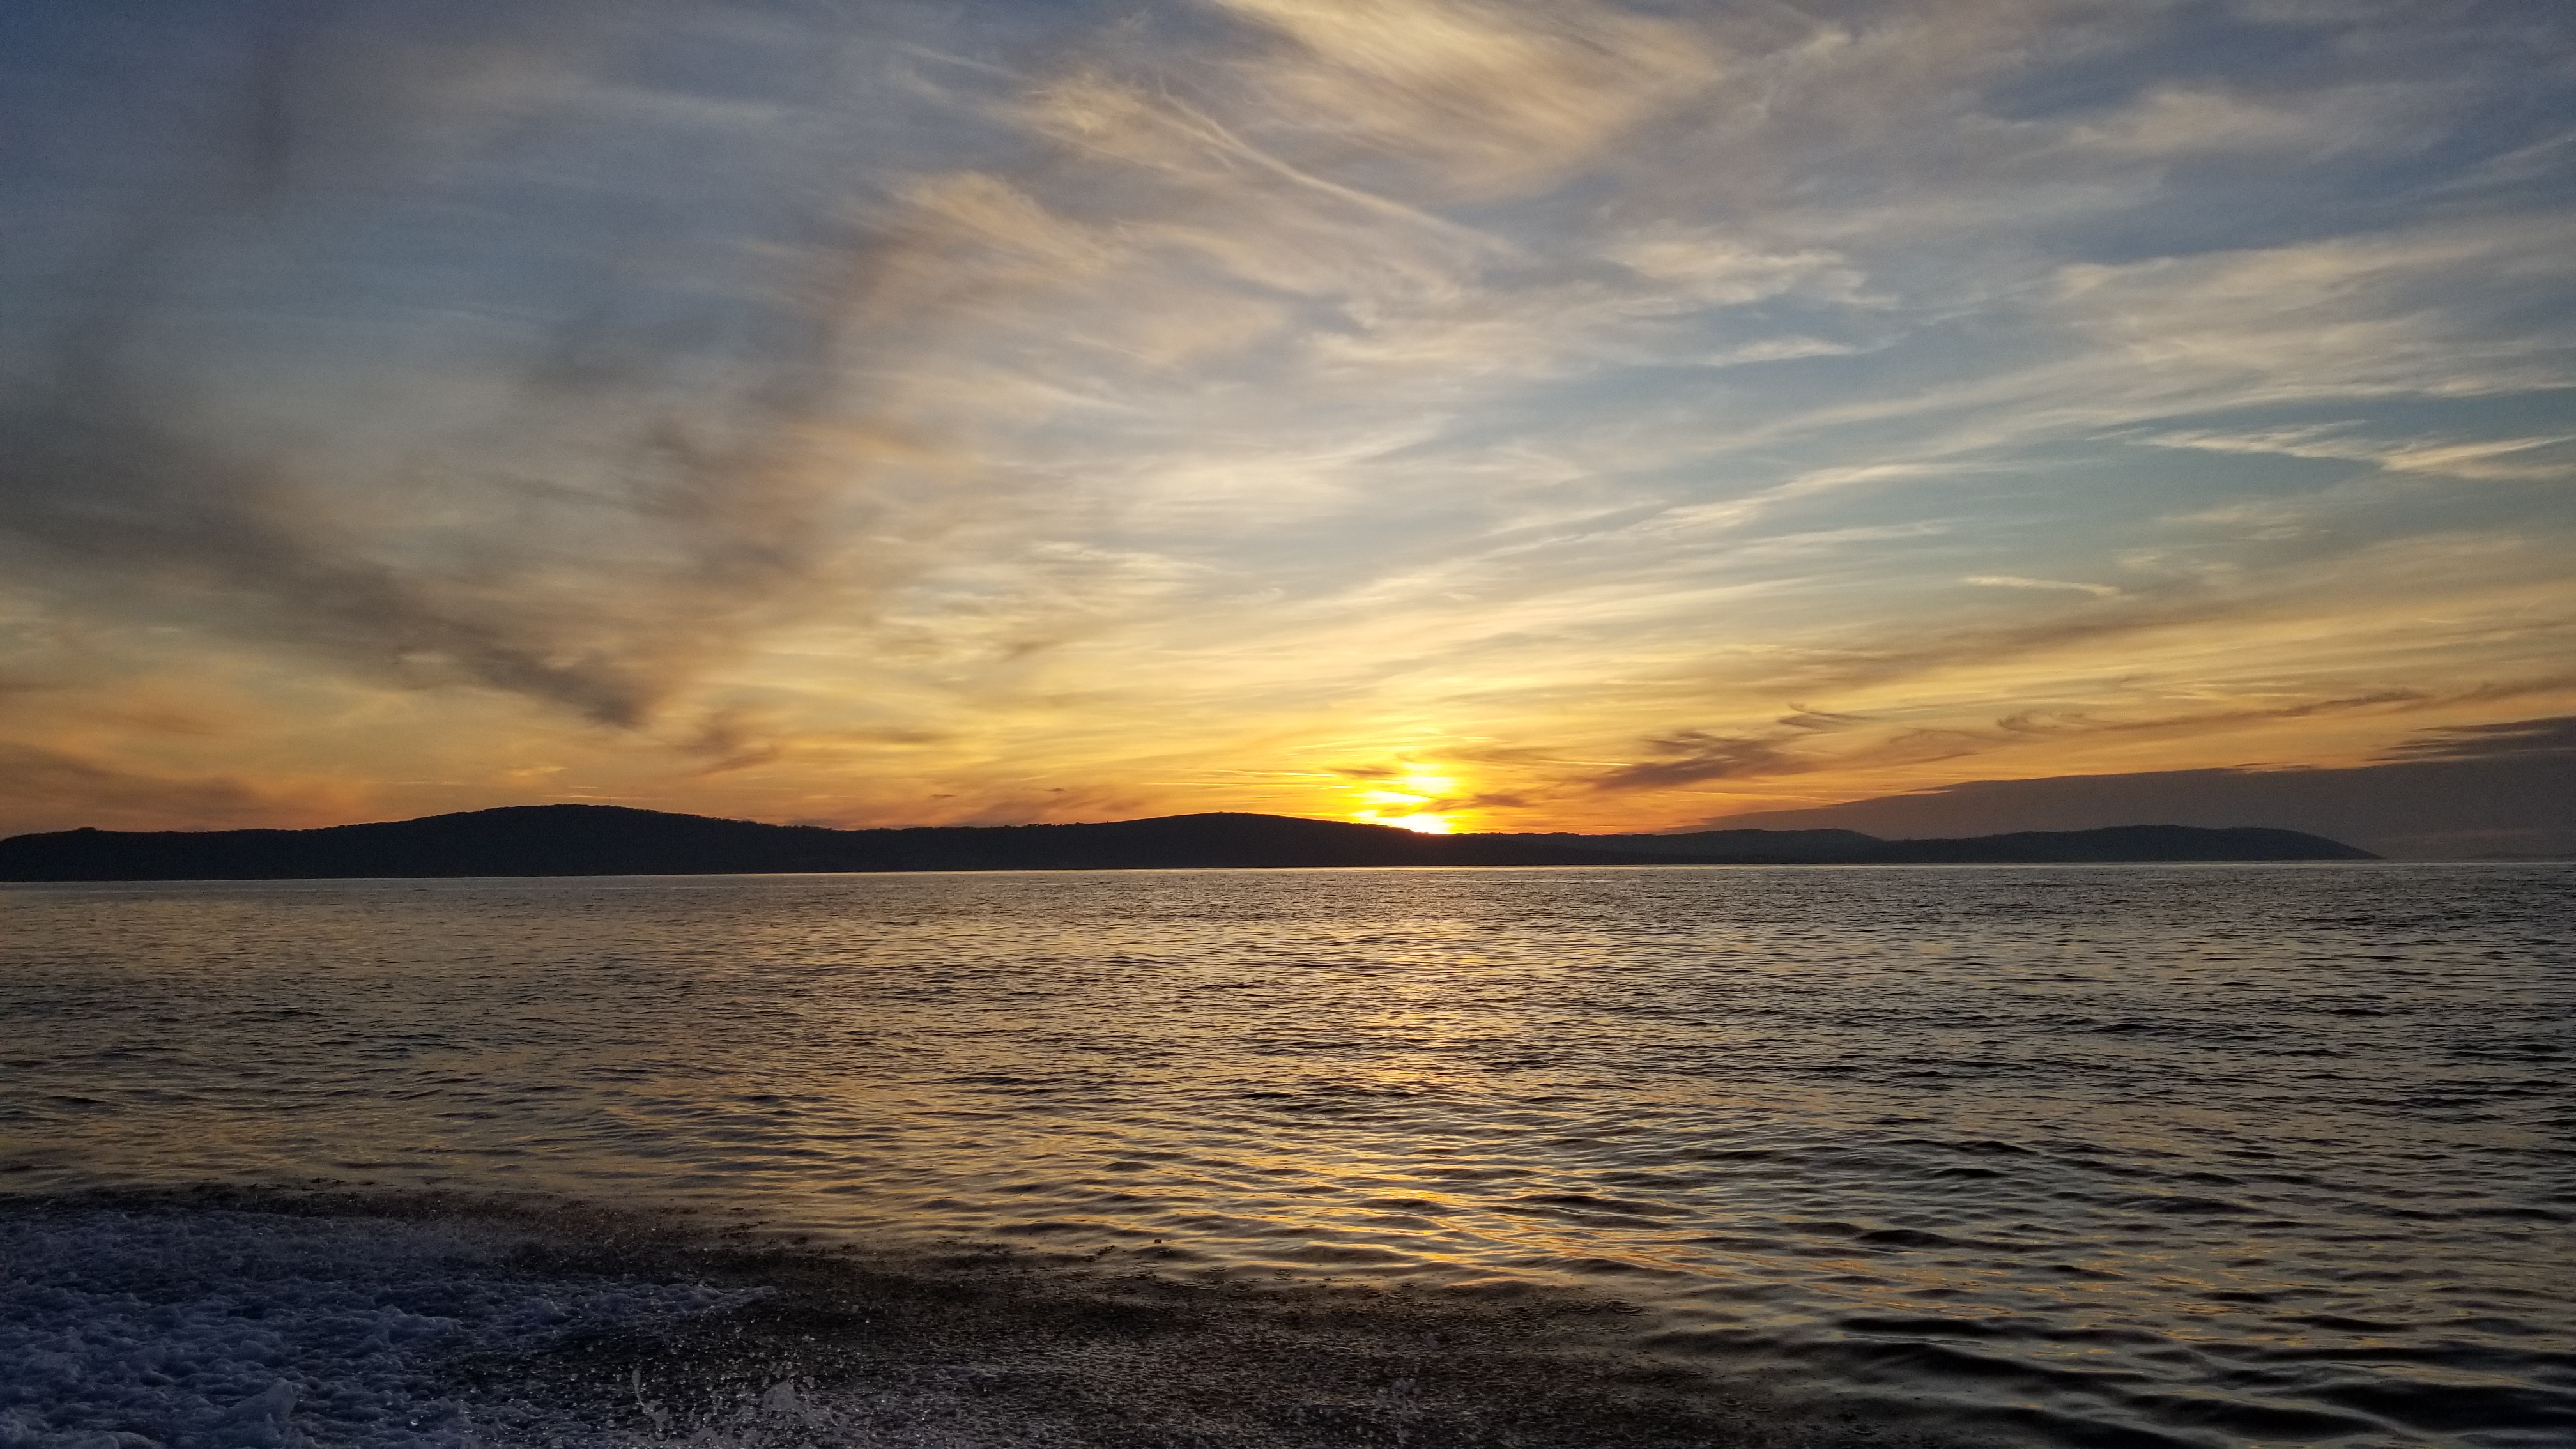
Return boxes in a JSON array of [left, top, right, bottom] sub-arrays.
[[0, 806, 2378, 881], [1535, 823, 2379, 865], [1860, 825, 2379, 863], [0, 808, 1625, 881]]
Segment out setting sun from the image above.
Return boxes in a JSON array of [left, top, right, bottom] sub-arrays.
[[1372, 812, 1454, 834], [1348, 765, 1462, 834]]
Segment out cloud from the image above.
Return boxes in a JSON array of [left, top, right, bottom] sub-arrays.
[[0, 1, 1023, 727], [1451, 682, 2568, 833], [1604, 233, 1869, 306], [0, 742, 361, 837], [2377, 714, 2576, 762], [1563, 689, 2440, 797], [2048, 215, 2576, 408], [2, 0, 2570, 836], [1583, 728, 1815, 792], [1555, 707, 1869, 794], [2135, 425, 2576, 482], [1695, 715, 2576, 859], [1965, 575, 2125, 599], [2058, 84, 2421, 159], [1206, 0, 1713, 198]]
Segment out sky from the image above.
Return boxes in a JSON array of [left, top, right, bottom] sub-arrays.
[[2, 0, 2572, 854]]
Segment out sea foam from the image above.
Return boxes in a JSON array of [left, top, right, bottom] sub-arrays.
[[0, 1199, 753, 1449]]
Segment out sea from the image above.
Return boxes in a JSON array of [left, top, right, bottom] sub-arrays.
[[3, 862, 2569, 1449]]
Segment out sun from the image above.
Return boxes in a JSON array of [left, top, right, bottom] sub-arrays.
[[1348, 767, 1460, 834], [1353, 808, 1454, 833]]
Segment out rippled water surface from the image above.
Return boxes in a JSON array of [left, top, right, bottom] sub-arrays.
[[5, 863, 2571, 1446]]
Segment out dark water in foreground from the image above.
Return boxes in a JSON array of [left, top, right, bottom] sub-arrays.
[[3, 863, 2570, 1448]]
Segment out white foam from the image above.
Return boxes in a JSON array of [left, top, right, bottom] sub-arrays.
[[0, 1207, 756, 1449]]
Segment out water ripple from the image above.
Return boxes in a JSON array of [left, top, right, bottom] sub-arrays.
[[3, 862, 2570, 1446]]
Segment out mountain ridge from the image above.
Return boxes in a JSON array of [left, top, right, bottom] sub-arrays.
[[0, 804, 2377, 880]]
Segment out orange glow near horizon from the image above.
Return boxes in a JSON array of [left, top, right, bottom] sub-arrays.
[[2, 1, 2570, 855], [1351, 769, 1461, 833]]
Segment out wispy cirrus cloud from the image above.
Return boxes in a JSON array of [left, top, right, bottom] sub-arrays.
[[2, 0, 2572, 836], [2136, 425, 2576, 481], [1964, 576, 2126, 599]]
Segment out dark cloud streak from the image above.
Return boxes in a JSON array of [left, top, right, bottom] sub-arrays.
[[1698, 715, 2576, 859], [0, 0, 992, 726], [2377, 714, 2576, 761]]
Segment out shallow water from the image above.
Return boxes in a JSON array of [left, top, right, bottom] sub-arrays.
[[4, 863, 2570, 1446]]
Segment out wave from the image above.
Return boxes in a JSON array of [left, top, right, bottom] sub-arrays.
[[2, 1185, 1963, 1449]]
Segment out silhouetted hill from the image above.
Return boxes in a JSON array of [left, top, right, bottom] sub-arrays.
[[0, 807, 1625, 880], [1496, 824, 2368, 864], [1862, 824, 2378, 862], [0, 807, 2375, 881]]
